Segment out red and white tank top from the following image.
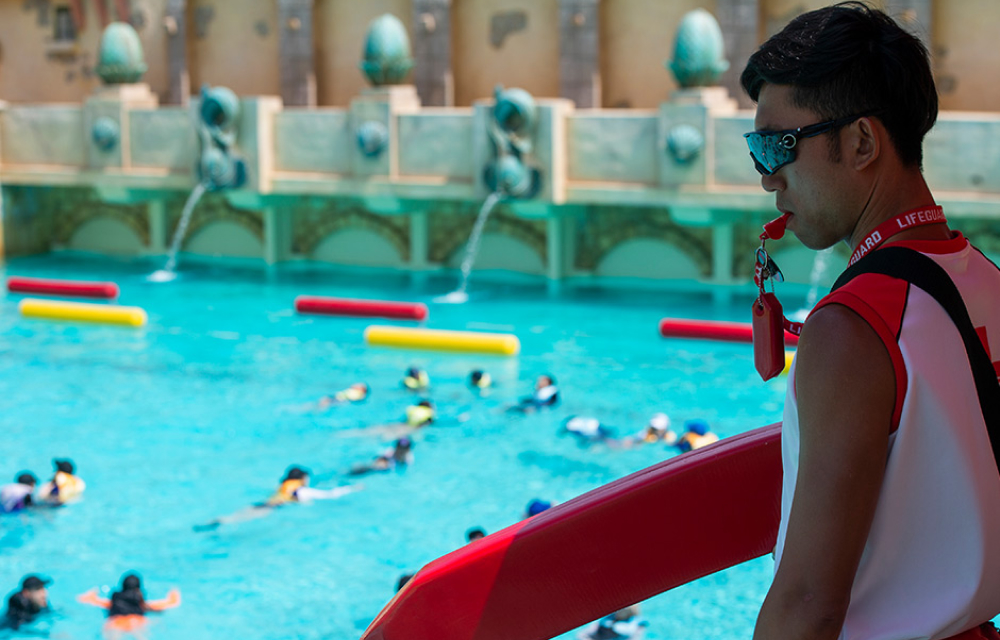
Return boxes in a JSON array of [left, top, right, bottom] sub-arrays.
[[778, 233, 1000, 640]]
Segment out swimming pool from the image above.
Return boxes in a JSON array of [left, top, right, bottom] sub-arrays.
[[0, 253, 790, 640]]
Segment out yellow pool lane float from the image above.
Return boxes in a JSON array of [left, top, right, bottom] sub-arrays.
[[19, 298, 147, 328], [365, 325, 520, 356]]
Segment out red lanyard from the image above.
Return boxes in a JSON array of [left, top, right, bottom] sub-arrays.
[[848, 205, 945, 265], [755, 206, 947, 336]]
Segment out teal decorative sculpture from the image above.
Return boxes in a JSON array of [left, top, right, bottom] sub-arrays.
[[196, 85, 246, 190], [91, 116, 120, 152], [483, 85, 540, 199], [95, 22, 148, 84], [360, 14, 414, 86], [356, 121, 389, 158], [666, 124, 705, 163], [667, 9, 729, 88]]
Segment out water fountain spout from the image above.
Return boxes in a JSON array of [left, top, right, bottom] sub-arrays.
[[148, 182, 208, 282], [436, 192, 503, 304]]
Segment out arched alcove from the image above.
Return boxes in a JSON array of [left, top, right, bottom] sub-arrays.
[[595, 238, 700, 279], [313, 228, 405, 267], [68, 218, 145, 254], [184, 221, 264, 258], [446, 233, 544, 274]]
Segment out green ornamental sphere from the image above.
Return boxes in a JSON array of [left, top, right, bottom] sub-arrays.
[[667, 9, 729, 88], [96, 22, 148, 84], [359, 14, 414, 86]]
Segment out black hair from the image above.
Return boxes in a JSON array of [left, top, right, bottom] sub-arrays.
[[740, 1, 937, 167], [466, 527, 486, 541], [16, 472, 36, 486]]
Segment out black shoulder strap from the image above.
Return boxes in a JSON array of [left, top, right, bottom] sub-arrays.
[[832, 246, 1000, 475]]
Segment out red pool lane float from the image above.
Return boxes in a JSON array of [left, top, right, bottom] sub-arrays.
[[7, 276, 119, 299], [295, 296, 428, 321], [361, 423, 783, 640], [659, 317, 800, 346]]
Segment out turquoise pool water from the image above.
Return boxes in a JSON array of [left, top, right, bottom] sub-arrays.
[[0, 254, 789, 640]]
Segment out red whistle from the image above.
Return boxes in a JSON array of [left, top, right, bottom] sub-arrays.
[[762, 213, 791, 240]]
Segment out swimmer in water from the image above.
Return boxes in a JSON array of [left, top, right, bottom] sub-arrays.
[[577, 605, 648, 640], [465, 527, 487, 543], [675, 419, 719, 453], [193, 466, 362, 531], [348, 437, 414, 476], [78, 573, 180, 640], [468, 369, 492, 394], [402, 366, 430, 391], [507, 375, 559, 413], [614, 413, 678, 449], [2, 575, 53, 632], [561, 415, 615, 445], [314, 382, 369, 409], [524, 498, 553, 519], [1, 472, 37, 514], [37, 459, 85, 505]]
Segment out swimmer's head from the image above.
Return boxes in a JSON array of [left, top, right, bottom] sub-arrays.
[[395, 437, 412, 450], [466, 527, 486, 542], [469, 370, 492, 388], [536, 374, 555, 389], [283, 466, 309, 482], [16, 472, 37, 487], [648, 413, 670, 432], [20, 575, 50, 607], [685, 419, 709, 436], [121, 574, 141, 591], [418, 400, 433, 409], [526, 498, 552, 517], [53, 459, 75, 474], [353, 383, 369, 393]]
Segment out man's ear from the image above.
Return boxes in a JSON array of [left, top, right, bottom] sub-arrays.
[[852, 116, 880, 171]]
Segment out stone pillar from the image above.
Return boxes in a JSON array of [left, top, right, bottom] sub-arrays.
[[885, 0, 932, 45], [263, 206, 292, 264], [715, 0, 759, 109], [279, 0, 316, 107], [148, 199, 167, 253], [410, 210, 429, 270], [164, 0, 189, 105], [558, 0, 601, 108], [411, 0, 453, 106]]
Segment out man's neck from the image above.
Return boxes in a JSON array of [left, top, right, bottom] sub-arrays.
[[846, 169, 946, 249]]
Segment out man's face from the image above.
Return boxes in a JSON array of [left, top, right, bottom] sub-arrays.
[[24, 587, 48, 608], [753, 84, 863, 250]]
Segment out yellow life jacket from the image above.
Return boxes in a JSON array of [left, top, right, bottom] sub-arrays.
[[473, 373, 492, 389], [336, 385, 367, 403], [680, 432, 719, 451], [403, 371, 429, 390], [53, 471, 86, 501], [405, 404, 435, 426], [266, 478, 305, 506]]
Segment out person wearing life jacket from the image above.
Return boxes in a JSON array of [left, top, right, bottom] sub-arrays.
[[349, 438, 414, 476], [77, 572, 181, 634], [194, 467, 362, 531], [404, 400, 436, 428], [402, 367, 430, 391], [636, 413, 678, 445], [562, 415, 614, 444], [468, 369, 492, 393], [578, 605, 648, 640], [1, 473, 37, 514], [38, 459, 85, 505], [316, 382, 369, 409], [509, 375, 560, 413], [675, 420, 719, 453]]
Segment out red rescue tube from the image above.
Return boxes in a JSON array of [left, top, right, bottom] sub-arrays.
[[294, 296, 428, 321], [659, 317, 799, 346], [7, 276, 119, 299], [361, 423, 783, 640]]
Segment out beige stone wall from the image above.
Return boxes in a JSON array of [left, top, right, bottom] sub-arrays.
[[599, 0, 713, 109], [314, 0, 412, 107], [186, 0, 280, 98], [452, 0, 560, 106], [932, 0, 1000, 112]]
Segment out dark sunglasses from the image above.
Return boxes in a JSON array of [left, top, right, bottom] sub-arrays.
[[744, 113, 877, 176]]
